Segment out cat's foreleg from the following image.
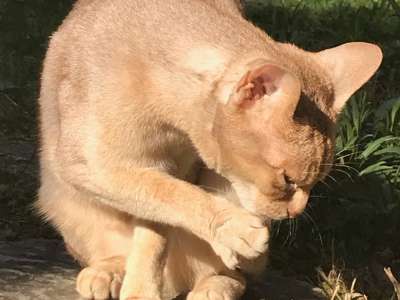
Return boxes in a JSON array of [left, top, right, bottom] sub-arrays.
[[63, 165, 269, 270], [120, 221, 168, 300]]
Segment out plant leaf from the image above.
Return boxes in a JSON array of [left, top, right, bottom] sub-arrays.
[[360, 136, 399, 159]]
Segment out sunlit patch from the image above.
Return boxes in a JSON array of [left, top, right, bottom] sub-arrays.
[[230, 179, 258, 213], [182, 46, 226, 77]]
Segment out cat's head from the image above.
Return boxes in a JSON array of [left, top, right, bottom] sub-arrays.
[[213, 42, 382, 220]]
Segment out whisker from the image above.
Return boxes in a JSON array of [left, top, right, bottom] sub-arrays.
[[285, 218, 298, 246], [291, 218, 296, 239], [335, 143, 364, 155], [325, 174, 339, 184], [330, 168, 355, 180], [333, 164, 360, 174], [273, 220, 282, 238], [282, 220, 292, 246], [302, 210, 324, 248], [320, 162, 359, 174], [318, 178, 333, 190], [301, 170, 319, 174], [320, 162, 337, 167], [292, 217, 298, 242], [306, 201, 319, 213], [334, 151, 363, 161], [309, 195, 326, 199]]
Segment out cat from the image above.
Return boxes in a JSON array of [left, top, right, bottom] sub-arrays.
[[36, 0, 382, 299]]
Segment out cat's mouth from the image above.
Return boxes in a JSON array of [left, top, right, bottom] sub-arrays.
[[227, 176, 309, 220]]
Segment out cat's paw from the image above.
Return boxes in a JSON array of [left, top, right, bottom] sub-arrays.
[[76, 266, 123, 299], [209, 207, 269, 269], [187, 288, 233, 300], [187, 275, 244, 300]]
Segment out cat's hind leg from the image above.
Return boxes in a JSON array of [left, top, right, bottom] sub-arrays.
[[37, 172, 133, 299], [187, 274, 245, 300]]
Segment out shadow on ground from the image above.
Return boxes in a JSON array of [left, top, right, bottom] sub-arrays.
[[0, 239, 325, 300]]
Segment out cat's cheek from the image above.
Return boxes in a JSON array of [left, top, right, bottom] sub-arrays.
[[229, 180, 290, 220]]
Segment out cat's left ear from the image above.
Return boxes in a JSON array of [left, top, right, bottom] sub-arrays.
[[227, 63, 301, 117], [316, 42, 383, 113]]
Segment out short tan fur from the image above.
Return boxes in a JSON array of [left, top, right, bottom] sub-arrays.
[[37, 0, 382, 299]]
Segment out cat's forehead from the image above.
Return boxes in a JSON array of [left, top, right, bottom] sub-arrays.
[[286, 57, 337, 135], [288, 53, 335, 117], [274, 43, 335, 115]]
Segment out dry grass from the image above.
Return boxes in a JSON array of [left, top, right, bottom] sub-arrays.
[[317, 267, 367, 300], [317, 266, 400, 300], [384, 267, 400, 300]]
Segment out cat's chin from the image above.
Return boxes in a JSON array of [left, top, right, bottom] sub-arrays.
[[235, 194, 292, 221], [244, 205, 289, 222], [259, 211, 289, 221], [246, 196, 291, 221]]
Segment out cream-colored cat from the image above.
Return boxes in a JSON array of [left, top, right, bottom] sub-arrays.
[[37, 0, 382, 299]]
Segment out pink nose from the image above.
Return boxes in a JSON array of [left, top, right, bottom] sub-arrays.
[[287, 189, 309, 218]]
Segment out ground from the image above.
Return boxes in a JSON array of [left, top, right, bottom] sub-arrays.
[[0, 239, 326, 300]]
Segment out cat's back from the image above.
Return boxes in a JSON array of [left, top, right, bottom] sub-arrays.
[[40, 0, 238, 165], [50, 0, 264, 64], [39, 0, 268, 165]]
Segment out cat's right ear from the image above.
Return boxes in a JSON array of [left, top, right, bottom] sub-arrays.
[[227, 63, 301, 118]]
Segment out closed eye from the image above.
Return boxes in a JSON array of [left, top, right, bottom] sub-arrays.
[[284, 174, 297, 192], [284, 174, 295, 185]]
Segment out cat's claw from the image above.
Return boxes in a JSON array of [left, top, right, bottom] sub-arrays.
[[210, 208, 269, 269], [210, 243, 239, 270]]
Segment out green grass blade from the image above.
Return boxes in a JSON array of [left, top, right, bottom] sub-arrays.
[[360, 136, 399, 159]]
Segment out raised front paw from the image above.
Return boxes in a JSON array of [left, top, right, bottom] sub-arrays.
[[209, 207, 269, 269]]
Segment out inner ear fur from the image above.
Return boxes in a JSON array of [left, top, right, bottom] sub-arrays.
[[229, 63, 301, 117]]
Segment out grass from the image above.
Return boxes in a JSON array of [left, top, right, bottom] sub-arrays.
[[0, 0, 399, 299]]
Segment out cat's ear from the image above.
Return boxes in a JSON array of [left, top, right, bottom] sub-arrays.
[[316, 42, 382, 113], [228, 63, 301, 117]]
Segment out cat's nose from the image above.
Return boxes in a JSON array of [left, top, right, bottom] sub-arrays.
[[287, 189, 309, 218]]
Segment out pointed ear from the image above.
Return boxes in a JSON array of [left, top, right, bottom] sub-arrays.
[[228, 63, 301, 116], [316, 42, 383, 112]]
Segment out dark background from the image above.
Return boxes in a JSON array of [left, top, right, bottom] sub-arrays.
[[0, 0, 74, 239], [0, 0, 399, 298]]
